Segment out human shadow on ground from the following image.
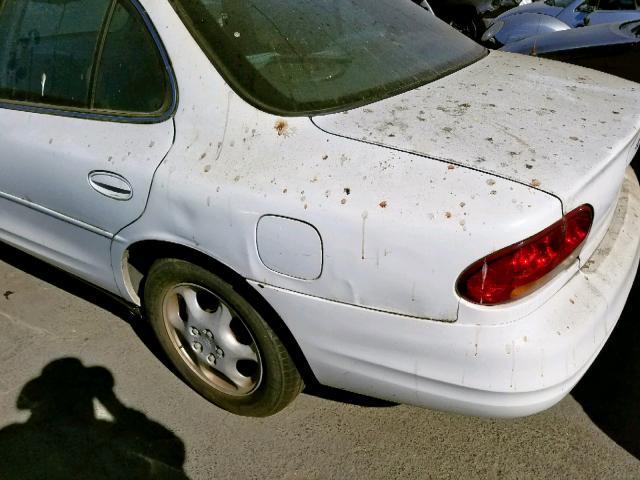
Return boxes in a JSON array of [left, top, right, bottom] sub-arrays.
[[0, 357, 191, 480], [572, 276, 640, 460]]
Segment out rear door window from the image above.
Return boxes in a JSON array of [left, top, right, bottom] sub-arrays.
[[0, 0, 171, 117], [0, 0, 111, 108]]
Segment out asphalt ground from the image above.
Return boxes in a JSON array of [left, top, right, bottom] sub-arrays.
[[0, 161, 639, 479]]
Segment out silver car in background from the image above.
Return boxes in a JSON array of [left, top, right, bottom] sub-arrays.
[[483, 0, 640, 46]]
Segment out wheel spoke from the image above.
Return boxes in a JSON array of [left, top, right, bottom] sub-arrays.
[[178, 335, 202, 365], [213, 311, 258, 363], [215, 358, 254, 392], [175, 286, 206, 323], [165, 292, 188, 332], [166, 305, 186, 332], [226, 340, 258, 363], [211, 303, 233, 332]]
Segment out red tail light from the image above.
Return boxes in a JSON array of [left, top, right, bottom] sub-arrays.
[[457, 205, 594, 305]]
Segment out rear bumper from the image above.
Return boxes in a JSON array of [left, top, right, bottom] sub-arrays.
[[251, 168, 640, 417]]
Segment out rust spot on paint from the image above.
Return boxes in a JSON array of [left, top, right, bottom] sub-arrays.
[[447, 164, 455, 170], [275, 119, 290, 136], [445, 211, 452, 219], [379, 201, 388, 208], [530, 179, 541, 188]]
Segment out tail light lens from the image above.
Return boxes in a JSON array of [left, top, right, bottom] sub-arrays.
[[457, 204, 594, 305]]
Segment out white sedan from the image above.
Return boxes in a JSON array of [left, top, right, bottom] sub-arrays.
[[0, 0, 638, 417]]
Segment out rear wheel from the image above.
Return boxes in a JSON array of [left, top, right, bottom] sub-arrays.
[[143, 258, 303, 417]]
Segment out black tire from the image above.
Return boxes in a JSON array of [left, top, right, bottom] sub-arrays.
[[143, 258, 303, 417]]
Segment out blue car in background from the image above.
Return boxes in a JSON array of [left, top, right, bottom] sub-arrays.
[[483, 0, 640, 47], [501, 19, 640, 83]]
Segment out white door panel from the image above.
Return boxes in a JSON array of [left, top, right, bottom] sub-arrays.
[[0, 198, 115, 293], [0, 109, 173, 234]]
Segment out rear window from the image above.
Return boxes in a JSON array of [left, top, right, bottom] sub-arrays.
[[170, 0, 486, 115]]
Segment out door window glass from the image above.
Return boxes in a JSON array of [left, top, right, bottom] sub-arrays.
[[93, 1, 169, 113], [0, 0, 111, 107]]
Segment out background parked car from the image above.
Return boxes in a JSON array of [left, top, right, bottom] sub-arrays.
[[413, 0, 532, 40], [501, 19, 640, 82], [483, 0, 640, 47]]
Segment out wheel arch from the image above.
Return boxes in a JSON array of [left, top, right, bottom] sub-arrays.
[[122, 239, 318, 386]]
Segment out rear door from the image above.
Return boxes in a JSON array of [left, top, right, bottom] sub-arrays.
[[0, 0, 175, 290]]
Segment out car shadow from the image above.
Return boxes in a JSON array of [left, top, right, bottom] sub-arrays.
[[0, 241, 168, 362], [572, 276, 640, 460], [0, 357, 191, 479], [0, 241, 394, 410], [570, 155, 640, 460], [0, 241, 138, 324], [303, 383, 398, 408]]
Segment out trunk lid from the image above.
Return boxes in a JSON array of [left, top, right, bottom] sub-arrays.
[[312, 51, 640, 257]]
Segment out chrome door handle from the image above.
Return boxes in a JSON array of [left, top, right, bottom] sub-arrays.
[[88, 171, 133, 201]]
